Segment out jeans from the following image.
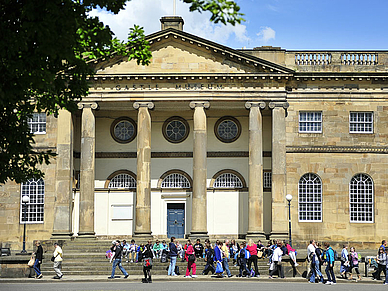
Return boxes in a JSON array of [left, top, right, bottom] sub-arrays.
[[111, 259, 128, 278], [325, 263, 336, 283], [222, 258, 231, 277], [203, 262, 215, 275], [310, 261, 323, 283], [239, 258, 249, 277], [33, 259, 41, 276], [385, 268, 388, 284], [168, 256, 177, 275]]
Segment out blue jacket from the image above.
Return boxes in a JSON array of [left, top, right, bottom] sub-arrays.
[[326, 247, 335, 264], [214, 246, 222, 262], [169, 242, 178, 257]]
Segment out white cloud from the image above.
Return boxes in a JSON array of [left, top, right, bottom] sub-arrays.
[[256, 26, 276, 43], [89, 0, 250, 47]]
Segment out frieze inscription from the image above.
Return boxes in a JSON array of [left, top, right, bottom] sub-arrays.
[[115, 83, 223, 91]]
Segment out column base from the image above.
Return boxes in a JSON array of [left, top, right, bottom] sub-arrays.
[[270, 232, 289, 242], [51, 232, 74, 240], [77, 232, 96, 239], [133, 231, 153, 240], [246, 232, 267, 241], [189, 231, 209, 241]]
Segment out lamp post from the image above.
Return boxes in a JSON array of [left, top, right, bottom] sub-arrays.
[[21, 195, 30, 254], [286, 194, 293, 247]]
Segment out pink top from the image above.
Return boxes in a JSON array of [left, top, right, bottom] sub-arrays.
[[246, 244, 257, 256], [186, 245, 194, 255], [286, 244, 295, 253]]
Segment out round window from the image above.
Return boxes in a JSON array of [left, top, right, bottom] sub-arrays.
[[162, 116, 190, 143], [110, 117, 137, 143], [215, 116, 241, 143]]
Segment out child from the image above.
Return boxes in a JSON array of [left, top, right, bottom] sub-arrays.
[[238, 242, 250, 277], [349, 247, 361, 281]]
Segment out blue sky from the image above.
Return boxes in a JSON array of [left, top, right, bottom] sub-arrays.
[[91, 0, 388, 50]]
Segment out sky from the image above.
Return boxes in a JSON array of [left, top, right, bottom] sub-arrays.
[[90, 0, 388, 50]]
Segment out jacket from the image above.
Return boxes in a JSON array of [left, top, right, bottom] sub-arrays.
[[169, 242, 178, 257], [326, 247, 335, 264], [53, 246, 63, 262], [214, 246, 222, 262], [35, 245, 43, 261]]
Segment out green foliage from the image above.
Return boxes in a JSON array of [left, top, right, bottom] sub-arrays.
[[0, 0, 242, 184], [183, 0, 244, 25]]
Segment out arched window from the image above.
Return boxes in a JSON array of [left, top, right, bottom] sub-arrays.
[[350, 173, 374, 223], [298, 173, 322, 222], [161, 172, 191, 189], [107, 171, 136, 189], [20, 178, 45, 223], [213, 171, 245, 189]]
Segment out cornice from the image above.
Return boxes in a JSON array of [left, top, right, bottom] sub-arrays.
[[287, 145, 388, 154]]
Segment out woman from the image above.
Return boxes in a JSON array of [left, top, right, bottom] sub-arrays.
[[373, 247, 387, 280], [229, 239, 239, 265], [33, 241, 43, 279], [285, 242, 298, 267], [142, 242, 153, 283], [184, 240, 197, 278], [214, 241, 223, 278], [246, 239, 260, 277], [349, 246, 361, 281], [340, 245, 350, 279]]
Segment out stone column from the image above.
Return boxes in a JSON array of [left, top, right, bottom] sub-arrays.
[[245, 101, 266, 240], [77, 102, 98, 238], [52, 109, 74, 239], [269, 101, 289, 239], [189, 101, 210, 240], [133, 102, 154, 238]]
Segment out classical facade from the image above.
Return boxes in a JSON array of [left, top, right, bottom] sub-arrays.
[[2, 16, 388, 249]]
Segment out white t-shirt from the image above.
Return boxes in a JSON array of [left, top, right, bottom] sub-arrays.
[[307, 244, 316, 262], [272, 247, 283, 262]]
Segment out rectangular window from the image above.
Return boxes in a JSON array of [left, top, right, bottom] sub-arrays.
[[20, 179, 45, 223], [299, 112, 322, 133], [349, 112, 373, 133], [263, 171, 272, 191], [28, 113, 46, 134]]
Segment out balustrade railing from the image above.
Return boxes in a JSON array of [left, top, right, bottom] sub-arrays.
[[293, 51, 379, 66], [295, 53, 331, 65], [341, 53, 378, 65]]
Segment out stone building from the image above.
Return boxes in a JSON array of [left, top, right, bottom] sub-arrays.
[[1, 16, 388, 250]]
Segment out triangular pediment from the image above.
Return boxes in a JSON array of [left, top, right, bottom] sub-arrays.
[[94, 28, 294, 77]]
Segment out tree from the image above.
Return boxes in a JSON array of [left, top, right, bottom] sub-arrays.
[[0, 0, 244, 184]]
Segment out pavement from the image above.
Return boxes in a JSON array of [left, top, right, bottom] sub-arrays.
[[0, 274, 385, 284]]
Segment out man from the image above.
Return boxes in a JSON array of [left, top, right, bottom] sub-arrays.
[[202, 242, 215, 275], [168, 237, 178, 276], [309, 241, 324, 284], [221, 239, 233, 278], [121, 239, 130, 262], [108, 240, 129, 279], [307, 239, 316, 281], [269, 242, 284, 279], [194, 238, 204, 258], [380, 240, 387, 251], [153, 240, 162, 259], [324, 242, 337, 285], [53, 242, 63, 279]]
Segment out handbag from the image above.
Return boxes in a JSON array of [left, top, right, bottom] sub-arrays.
[[28, 257, 35, 267], [144, 257, 153, 268], [215, 261, 223, 274], [188, 254, 195, 262], [257, 251, 263, 259], [51, 256, 55, 262]]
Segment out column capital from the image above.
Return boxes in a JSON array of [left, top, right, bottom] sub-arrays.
[[77, 102, 98, 110], [189, 101, 210, 109], [245, 101, 266, 110], [268, 101, 289, 109], [133, 102, 154, 110]]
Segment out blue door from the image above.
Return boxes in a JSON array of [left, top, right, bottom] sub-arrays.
[[167, 203, 185, 238]]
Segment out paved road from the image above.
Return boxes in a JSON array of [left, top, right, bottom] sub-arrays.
[[0, 281, 387, 291]]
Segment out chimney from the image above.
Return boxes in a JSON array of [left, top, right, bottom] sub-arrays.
[[160, 16, 184, 31]]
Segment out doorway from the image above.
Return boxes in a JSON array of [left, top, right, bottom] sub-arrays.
[[167, 203, 185, 238]]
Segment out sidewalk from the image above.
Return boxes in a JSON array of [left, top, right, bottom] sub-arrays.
[[0, 274, 385, 284]]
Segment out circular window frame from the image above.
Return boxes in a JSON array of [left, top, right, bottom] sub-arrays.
[[214, 116, 241, 143], [110, 117, 137, 144], [162, 116, 190, 144]]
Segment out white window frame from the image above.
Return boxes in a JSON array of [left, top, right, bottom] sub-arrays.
[[108, 173, 136, 189], [20, 178, 45, 224], [298, 173, 322, 222], [299, 111, 322, 133], [161, 173, 191, 189], [28, 113, 46, 134], [349, 174, 374, 223], [349, 112, 373, 134], [213, 172, 244, 189]]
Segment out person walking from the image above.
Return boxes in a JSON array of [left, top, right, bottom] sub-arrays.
[[33, 241, 43, 279], [246, 239, 260, 277], [214, 241, 224, 278], [142, 242, 153, 283], [349, 246, 361, 281], [373, 247, 387, 280], [52, 242, 63, 279], [184, 240, 197, 278], [168, 237, 178, 276], [221, 240, 233, 278], [238, 242, 250, 277], [269, 242, 284, 279], [324, 242, 337, 285], [340, 245, 350, 279], [108, 240, 129, 279], [309, 241, 324, 283]]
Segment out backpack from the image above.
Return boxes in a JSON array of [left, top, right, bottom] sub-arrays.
[[333, 250, 339, 261]]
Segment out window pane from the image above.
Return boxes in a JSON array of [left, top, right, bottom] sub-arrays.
[[298, 173, 322, 222]]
